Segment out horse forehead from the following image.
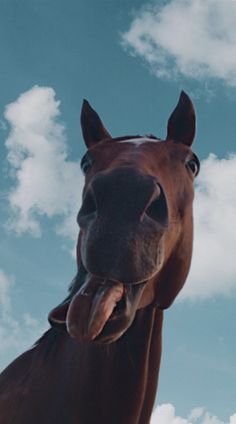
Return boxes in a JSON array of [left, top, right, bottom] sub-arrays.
[[93, 138, 189, 171], [115, 137, 191, 160], [115, 137, 179, 165], [105, 138, 165, 169]]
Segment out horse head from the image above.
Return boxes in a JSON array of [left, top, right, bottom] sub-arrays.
[[49, 92, 199, 343]]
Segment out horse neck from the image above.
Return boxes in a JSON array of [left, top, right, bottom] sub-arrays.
[[0, 306, 163, 424], [51, 306, 163, 424]]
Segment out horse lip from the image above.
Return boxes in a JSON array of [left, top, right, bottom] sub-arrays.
[[48, 272, 151, 341], [92, 281, 147, 343], [66, 277, 124, 341], [81, 262, 153, 285], [66, 277, 147, 343]]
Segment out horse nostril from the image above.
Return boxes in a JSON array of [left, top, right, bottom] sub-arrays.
[[77, 189, 97, 228], [145, 184, 169, 227]]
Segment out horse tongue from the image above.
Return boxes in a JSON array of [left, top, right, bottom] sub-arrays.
[[66, 276, 123, 342], [87, 283, 124, 340]]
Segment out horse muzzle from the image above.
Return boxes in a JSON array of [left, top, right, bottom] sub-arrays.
[[77, 167, 169, 284]]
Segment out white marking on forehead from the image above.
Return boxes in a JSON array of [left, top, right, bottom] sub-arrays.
[[118, 137, 159, 146]]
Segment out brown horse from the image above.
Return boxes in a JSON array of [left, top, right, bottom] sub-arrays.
[[0, 92, 199, 424]]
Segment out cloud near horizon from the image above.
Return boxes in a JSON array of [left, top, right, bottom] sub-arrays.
[[151, 404, 236, 424], [122, 0, 236, 86], [4, 86, 236, 301]]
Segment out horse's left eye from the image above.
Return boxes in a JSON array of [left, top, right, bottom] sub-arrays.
[[80, 154, 94, 174], [186, 157, 200, 177]]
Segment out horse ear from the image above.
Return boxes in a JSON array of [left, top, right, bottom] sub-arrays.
[[166, 91, 196, 146], [81, 100, 112, 148]]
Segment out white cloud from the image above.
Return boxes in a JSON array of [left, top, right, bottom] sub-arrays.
[[4, 85, 83, 242], [0, 269, 47, 370], [151, 404, 236, 424], [122, 0, 236, 85], [180, 153, 236, 300], [189, 408, 207, 422], [151, 403, 189, 424], [0, 269, 13, 318]]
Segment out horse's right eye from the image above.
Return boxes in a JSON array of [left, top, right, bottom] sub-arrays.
[[186, 154, 200, 178], [80, 154, 94, 174]]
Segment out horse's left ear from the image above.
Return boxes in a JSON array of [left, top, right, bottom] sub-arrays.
[[166, 91, 196, 146], [81, 100, 112, 148]]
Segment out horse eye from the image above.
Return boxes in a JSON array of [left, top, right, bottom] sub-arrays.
[[186, 157, 200, 177], [80, 154, 94, 175]]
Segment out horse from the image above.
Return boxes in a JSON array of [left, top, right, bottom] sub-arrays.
[[0, 91, 199, 424]]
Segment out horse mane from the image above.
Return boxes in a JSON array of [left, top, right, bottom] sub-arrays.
[[31, 266, 87, 356]]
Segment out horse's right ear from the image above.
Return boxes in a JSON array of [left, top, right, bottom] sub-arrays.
[[80, 100, 112, 148], [166, 91, 196, 146]]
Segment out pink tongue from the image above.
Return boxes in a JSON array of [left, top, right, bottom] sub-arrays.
[[88, 283, 124, 339], [66, 276, 124, 341]]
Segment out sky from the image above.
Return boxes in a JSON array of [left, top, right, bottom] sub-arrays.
[[0, 0, 236, 422]]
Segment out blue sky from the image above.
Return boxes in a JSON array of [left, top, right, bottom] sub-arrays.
[[1, 0, 236, 423]]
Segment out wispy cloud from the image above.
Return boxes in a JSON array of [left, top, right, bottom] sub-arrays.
[[122, 0, 236, 85], [0, 269, 46, 370], [151, 404, 236, 424], [181, 153, 236, 300], [4, 85, 83, 243]]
